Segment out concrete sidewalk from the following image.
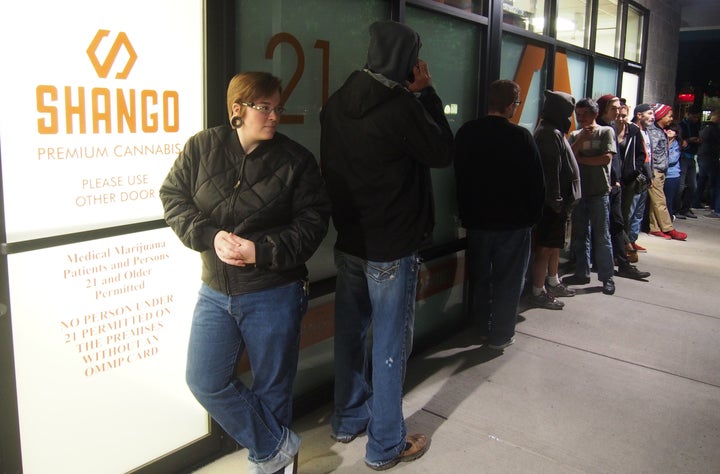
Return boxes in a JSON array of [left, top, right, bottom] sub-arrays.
[[194, 214, 720, 474]]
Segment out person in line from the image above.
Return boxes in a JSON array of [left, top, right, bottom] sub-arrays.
[[320, 20, 453, 471], [530, 90, 581, 310], [644, 103, 687, 240], [563, 98, 617, 295], [596, 95, 650, 281], [664, 122, 683, 219], [616, 101, 652, 263], [455, 80, 545, 343], [677, 105, 703, 218], [160, 72, 331, 474], [696, 108, 720, 218]]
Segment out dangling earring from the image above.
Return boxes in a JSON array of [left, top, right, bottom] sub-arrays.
[[230, 115, 243, 129]]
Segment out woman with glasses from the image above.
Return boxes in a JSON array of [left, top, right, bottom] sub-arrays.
[[160, 71, 330, 473]]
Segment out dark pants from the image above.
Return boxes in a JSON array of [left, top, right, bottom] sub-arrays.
[[467, 227, 531, 344], [609, 185, 629, 267], [694, 156, 719, 209], [678, 153, 697, 214]]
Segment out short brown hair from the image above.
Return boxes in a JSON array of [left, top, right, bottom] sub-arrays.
[[487, 80, 520, 112], [226, 72, 283, 120]]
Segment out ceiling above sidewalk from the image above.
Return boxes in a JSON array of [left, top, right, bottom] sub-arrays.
[[680, 0, 720, 30]]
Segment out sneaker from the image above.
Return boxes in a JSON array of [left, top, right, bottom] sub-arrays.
[[562, 274, 591, 286], [675, 213, 686, 220], [530, 291, 565, 310], [546, 282, 576, 297], [706, 211, 720, 219], [280, 453, 298, 474], [616, 265, 651, 280], [681, 210, 698, 219], [649, 231, 671, 239], [667, 229, 687, 241], [631, 242, 647, 253], [331, 430, 365, 444], [487, 337, 515, 350], [602, 278, 616, 295], [365, 434, 430, 471]]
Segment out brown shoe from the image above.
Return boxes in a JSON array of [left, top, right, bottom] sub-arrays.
[[365, 434, 431, 470]]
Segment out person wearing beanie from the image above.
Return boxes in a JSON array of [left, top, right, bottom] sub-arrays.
[[320, 20, 453, 470], [642, 103, 688, 240], [596, 95, 651, 281], [563, 98, 617, 296], [530, 90, 581, 310]]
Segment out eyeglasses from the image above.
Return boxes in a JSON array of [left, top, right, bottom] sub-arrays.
[[241, 102, 286, 116]]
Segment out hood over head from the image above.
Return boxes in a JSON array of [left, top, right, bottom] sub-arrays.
[[541, 90, 575, 133], [366, 20, 421, 84]]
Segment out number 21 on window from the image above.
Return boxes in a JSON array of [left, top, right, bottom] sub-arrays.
[[265, 32, 329, 125]]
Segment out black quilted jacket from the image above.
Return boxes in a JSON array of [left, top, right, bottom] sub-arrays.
[[160, 125, 330, 295]]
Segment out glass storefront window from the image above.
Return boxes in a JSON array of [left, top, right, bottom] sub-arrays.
[[624, 5, 643, 62], [621, 71, 640, 113], [236, 0, 389, 280], [407, 6, 482, 243], [595, 0, 619, 57], [556, 0, 589, 48], [502, 0, 546, 35], [430, 0, 484, 14], [500, 34, 547, 132], [592, 57, 619, 99], [566, 51, 588, 100]]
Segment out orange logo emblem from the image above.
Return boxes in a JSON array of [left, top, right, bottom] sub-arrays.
[[86, 30, 137, 79]]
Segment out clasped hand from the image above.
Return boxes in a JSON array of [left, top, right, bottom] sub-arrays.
[[214, 230, 256, 267]]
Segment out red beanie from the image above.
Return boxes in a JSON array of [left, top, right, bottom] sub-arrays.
[[597, 94, 617, 115], [652, 103, 671, 120]]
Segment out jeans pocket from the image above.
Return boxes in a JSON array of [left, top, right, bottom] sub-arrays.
[[365, 261, 400, 283]]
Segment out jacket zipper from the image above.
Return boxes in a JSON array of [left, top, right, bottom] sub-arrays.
[[223, 153, 248, 293]]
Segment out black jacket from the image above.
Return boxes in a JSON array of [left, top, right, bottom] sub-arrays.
[[320, 71, 453, 261], [160, 126, 330, 295], [455, 115, 545, 231]]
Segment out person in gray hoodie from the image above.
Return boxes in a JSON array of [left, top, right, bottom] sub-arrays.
[[320, 20, 453, 471], [530, 90, 581, 309]]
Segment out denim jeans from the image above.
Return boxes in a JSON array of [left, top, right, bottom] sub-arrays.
[[664, 176, 681, 217], [332, 250, 419, 466], [571, 194, 614, 282], [678, 154, 697, 213], [626, 190, 647, 244], [467, 227, 531, 345], [186, 282, 306, 473]]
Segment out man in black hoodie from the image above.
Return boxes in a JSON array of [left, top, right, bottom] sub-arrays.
[[530, 90, 581, 310], [320, 20, 453, 471]]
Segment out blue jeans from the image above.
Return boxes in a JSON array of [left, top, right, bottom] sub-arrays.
[[332, 250, 419, 466], [467, 227, 531, 345], [627, 191, 647, 244], [186, 282, 306, 473], [664, 176, 681, 217], [571, 194, 614, 282]]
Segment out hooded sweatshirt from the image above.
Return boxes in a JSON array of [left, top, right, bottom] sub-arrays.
[[319, 21, 453, 261], [533, 90, 581, 212]]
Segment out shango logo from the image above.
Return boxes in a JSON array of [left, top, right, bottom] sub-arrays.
[[37, 29, 179, 135], [86, 30, 138, 80]]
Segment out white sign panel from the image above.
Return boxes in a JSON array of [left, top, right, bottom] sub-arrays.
[[8, 229, 209, 473], [0, 0, 204, 242]]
